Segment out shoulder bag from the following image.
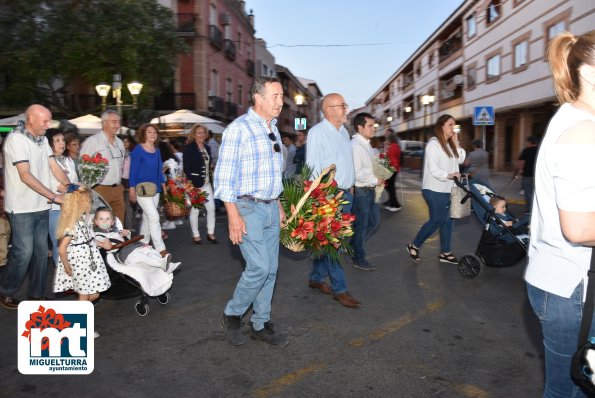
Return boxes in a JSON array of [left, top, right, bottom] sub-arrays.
[[450, 174, 471, 219], [571, 248, 595, 395]]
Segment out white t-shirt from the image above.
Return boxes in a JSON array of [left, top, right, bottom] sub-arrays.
[[3, 132, 53, 213], [525, 103, 595, 299]]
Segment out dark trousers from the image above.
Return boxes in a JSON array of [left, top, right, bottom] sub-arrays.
[[385, 173, 401, 208]]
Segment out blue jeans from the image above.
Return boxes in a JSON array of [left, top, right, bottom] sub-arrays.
[[0, 210, 49, 298], [310, 190, 353, 294], [352, 188, 379, 264], [49, 209, 61, 266], [527, 282, 593, 398], [224, 200, 280, 331], [412, 189, 452, 252]]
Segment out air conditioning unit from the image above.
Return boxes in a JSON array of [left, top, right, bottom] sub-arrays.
[[220, 13, 230, 25]]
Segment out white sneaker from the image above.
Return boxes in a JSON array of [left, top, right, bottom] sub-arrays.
[[166, 262, 182, 274], [174, 219, 184, 225], [161, 253, 172, 271], [94, 331, 100, 339], [384, 206, 398, 212], [161, 221, 176, 230]]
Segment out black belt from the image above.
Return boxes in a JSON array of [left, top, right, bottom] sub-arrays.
[[99, 184, 120, 187], [237, 195, 275, 204], [354, 186, 375, 191]]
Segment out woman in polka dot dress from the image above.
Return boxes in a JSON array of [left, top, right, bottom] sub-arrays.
[[54, 185, 111, 332]]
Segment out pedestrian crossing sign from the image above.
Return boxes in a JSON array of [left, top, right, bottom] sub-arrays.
[[473, 106, 495, 125]]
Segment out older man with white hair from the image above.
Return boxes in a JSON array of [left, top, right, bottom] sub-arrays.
[[80, 110, 126, 222]]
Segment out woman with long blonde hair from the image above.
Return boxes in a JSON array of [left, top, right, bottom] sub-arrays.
[[54, 185, 111, 337], [525, 30, 595, 396]]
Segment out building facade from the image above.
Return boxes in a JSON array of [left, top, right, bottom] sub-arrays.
[[365, 0, 594, 171]]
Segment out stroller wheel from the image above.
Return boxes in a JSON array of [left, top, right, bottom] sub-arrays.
[[135, 300, 150, 317], [458, 254, 482, 279], [157, 292, 170, 305]]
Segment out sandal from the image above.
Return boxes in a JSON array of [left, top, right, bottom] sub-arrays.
[[439, 252, 459, 264], [407, 243, 421, 263]]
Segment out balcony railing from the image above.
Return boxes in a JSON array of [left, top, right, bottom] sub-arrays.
[[176, 13, 196, 35], [208, 96, 224, 114], [245, 59, 255, 77], [153, 93, 196, 110], [225, 102, 238, 118], [439, 31, 463, 63], [224, 39, 236, 61], [209, 25, 223, 50]]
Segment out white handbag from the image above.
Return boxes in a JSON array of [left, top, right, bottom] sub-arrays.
[[450, 174, 471, 219]]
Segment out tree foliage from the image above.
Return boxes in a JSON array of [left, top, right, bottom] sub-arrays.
[[0, 0, 187, 115]]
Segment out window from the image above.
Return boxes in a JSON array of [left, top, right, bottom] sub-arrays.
[[237, 32, 242, 52], [226, 78, 232, 102], [263, 64, 269, 76], [209, 3, 217, 25], [514, 41, 528, 69], [486, 0, 501, 25], [466, 13, 476, 39], [486, 54, 500, 81], [548, 21, 565, 40], [466, 65, 477, 90], [210, 69, 219, 96], [428, 51, 434, 68], [238, 84, 243, 106]]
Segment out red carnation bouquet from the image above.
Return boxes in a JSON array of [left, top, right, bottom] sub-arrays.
[[78, 153, 109, 187], [162, 175, 208, 215], [280, 164, 355, 260]]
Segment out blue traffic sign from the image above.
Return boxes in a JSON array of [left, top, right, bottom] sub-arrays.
[[473, 106, 495, 126]]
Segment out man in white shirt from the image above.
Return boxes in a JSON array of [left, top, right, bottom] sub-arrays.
[[351, 113, 384, 271], [80, 110, 126, 222], [0, 105, 70, 309]]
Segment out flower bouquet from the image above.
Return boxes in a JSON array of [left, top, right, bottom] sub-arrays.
[[78, 153, 109, 187], [162, 176, 191, 219], [280, 164, 355, 261], [372, 155, 396, 203], [181, 177, 208, 209]]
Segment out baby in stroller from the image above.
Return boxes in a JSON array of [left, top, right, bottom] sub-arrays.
[[488, 195, 530, 244], [92, 207, 181, 296]]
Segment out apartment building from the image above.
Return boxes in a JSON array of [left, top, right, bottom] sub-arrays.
[[158, 0, 256, 123], [365, 0, 594, 171]]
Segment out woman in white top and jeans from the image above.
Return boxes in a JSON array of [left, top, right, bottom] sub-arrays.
[[46, 129, 77, 266], [407, 114, 465, 264], [525, 30, 595, 397]]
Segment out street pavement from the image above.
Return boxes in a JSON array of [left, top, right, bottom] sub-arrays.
[[0, 169, 544, 398]]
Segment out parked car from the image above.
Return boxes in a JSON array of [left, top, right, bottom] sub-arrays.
[[399, 140, 424, 157]]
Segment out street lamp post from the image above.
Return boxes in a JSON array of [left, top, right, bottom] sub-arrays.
[[421, 94, 435, 141], [95, 74, 143, 117]]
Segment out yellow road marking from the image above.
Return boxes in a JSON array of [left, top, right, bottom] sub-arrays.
[[252, 363, 326, 398]]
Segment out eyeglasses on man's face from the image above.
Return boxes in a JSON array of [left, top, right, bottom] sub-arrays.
[[268, 132, 281, 153], [328, 103, 349, 110]]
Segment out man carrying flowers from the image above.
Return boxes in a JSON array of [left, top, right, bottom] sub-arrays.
[[214, 76, 288, 347], [305, 93, 361, 308], [350, 113, 384, 271]]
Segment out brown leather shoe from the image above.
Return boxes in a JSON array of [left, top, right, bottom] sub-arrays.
[[333, 292, 362, 308], [308, 280, 332, 295], [0, 295, 20, 310]]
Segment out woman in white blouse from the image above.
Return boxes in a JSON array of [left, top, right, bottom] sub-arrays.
[[46, 129, 77, 266], [407, 114, 465, 264], [525, 30, 595, 396]]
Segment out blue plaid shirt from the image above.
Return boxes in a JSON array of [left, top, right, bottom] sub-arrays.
[[214, 107, 283, 203]]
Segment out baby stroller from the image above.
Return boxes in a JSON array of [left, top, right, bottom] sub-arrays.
[[91, 193, 173, 316], [453, 178, 529, 279]]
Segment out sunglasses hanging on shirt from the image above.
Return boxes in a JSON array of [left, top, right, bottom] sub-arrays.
[[268, 132, 281, 153]]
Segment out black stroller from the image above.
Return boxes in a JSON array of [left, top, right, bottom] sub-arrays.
[[91, 192, 172, 316], [453, 178, 529, 279]]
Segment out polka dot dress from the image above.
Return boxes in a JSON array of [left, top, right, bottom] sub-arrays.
[[54, 220, 111, 295]]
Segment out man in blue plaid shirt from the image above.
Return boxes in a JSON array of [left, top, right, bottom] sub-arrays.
[[214, 76, 288, 347]]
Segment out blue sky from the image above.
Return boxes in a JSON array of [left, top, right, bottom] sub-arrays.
[[246, 0, 463, 109]]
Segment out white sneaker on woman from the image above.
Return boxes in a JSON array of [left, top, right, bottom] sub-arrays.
[[161, 221, 176, 230]]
